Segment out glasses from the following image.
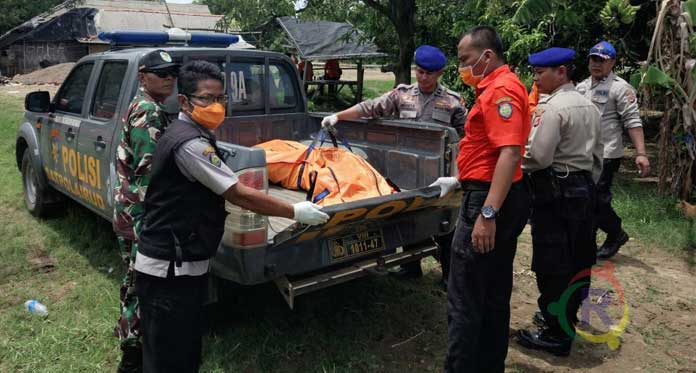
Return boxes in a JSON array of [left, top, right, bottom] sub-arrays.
[[187, 94, 228, 106], [143, 69, 178, 78]]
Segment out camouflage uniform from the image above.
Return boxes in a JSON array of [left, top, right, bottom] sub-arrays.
[[357, 83, 467, 135], [113, 88, 170, 348]]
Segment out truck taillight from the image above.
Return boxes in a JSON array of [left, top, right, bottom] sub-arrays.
[[222, 167, 269, 248]]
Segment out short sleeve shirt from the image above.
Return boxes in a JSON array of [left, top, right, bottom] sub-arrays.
[[456, 65, 530, 182]]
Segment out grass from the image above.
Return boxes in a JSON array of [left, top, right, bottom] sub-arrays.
[[0, 89, 694, 371], [308, 79, 395, 112], [611, 172, 696, 254]]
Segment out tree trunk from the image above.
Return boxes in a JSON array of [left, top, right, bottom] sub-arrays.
[[362, 0, 416, 85]]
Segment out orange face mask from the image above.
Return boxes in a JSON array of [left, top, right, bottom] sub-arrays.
[[189, 102, 225, 130], [458, 50, 490, 88]]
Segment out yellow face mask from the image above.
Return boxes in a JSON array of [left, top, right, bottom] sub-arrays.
[[189, 102, 225, 130], [458, 50, 490, 88]]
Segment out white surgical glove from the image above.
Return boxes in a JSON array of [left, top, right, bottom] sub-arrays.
[[429, 177, 460, 198], [293, 201, 330, 225], [321, 114, 338, 133]]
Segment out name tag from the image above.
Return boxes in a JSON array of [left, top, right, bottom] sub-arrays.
[[432, 107, 451, 123], [400, 110, 417, 119]]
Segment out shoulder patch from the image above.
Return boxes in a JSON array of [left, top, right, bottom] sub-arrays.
[[202, 146, 222, 168], [624, 89, 637, 104], [498, 102, 513, 119]]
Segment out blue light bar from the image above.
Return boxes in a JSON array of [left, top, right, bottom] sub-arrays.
[[98, 31, 239, 47], [190, 33, 239, 46]]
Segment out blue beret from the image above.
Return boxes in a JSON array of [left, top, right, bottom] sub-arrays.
[[589, 41, 616, 59], [414, 45, 446, 72], [528, 47, 576, 67]]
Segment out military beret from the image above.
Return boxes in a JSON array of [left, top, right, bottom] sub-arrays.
[[414, 45, 446, 72], [139, 49, 179, 72], [589, 41, 616, 60], [528, 47, 576, 67]]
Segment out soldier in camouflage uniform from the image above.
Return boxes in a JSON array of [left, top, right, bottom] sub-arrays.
[[321, 45, 467, 286], [112, 49, 178, 373]]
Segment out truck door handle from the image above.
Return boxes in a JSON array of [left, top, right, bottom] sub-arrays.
[[94, 136, 106, 151], [65, 128, 75, 141]]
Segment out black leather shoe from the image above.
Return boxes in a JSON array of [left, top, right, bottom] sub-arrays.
[[597, 230, 629, 260], [516, 329, 572, 357], [533, 311, 547, 328], [117, 345, 143, 373]]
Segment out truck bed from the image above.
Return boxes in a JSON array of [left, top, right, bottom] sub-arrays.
[[267, 185, 305, 240]]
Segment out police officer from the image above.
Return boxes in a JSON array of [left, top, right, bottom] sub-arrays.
[[321, 45, 467, 284], [134, 60, 328, 372], [576, 41, 650, 259], [517, 48, 603, 356], [112, 49, 178, 373], [430, 26, 531, 372]]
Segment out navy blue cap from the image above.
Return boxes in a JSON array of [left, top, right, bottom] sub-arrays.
[[528, 47, 576, 67], [414, 45, 446, 72], [589, 41, 616, 59]]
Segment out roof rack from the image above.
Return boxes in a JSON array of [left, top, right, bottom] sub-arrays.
[[98, 29, 239, 50]]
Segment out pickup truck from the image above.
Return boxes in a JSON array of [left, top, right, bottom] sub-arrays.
[[16, 44, 462, 308]]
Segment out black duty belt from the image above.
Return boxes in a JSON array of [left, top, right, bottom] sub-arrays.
[[460, 180, 524, 192]]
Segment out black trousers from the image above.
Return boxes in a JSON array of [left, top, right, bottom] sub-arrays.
[[445, 182, 530, 373], [536, 271, 591, 337], [529, 171, 597, 337], [135, 270, 208, 373], [596, 158, 622, 238]]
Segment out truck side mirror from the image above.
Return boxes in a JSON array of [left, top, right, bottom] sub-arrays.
[[25, 91, 51, 113]]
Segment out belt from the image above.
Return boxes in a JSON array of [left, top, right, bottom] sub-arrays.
[[460, 180, 524, 191]]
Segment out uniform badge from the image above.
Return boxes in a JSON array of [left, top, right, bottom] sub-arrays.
[[625, 90, 637, 104], [498, 102, 513, 119], [159, 51, 172, 63], [203, 146, 222, 168]]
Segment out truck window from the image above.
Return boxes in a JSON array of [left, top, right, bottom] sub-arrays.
[[229, 62, 264, 112], [54, 62, 95, 115], [269, 64, 297, 110], [91, 61, 128, 120]]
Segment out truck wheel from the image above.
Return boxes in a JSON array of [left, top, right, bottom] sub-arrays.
[[21, 149, 59, 217]]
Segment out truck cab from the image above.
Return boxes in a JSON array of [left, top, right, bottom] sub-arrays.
[[16, 34, 462, 308]]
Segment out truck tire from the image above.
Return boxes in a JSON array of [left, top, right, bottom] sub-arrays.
[[21, 149, 59, 217]]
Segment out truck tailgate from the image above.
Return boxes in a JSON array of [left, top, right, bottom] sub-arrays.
[[212, 184, 461, 285]]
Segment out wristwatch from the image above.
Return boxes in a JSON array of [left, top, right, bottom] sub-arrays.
[[480, 205, 498, 220]]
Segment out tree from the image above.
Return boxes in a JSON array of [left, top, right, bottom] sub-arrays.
[[0, 0, 65, 36], [201, 0, 295, 49]]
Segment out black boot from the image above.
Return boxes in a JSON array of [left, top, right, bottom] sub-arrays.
[[516, 328, 572, 357], [597, 230, 629, 259], [533, 311, 547, 328], [117, 345, 142, 373]]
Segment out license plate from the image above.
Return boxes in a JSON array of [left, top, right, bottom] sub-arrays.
[[329, 230, 384, 263]]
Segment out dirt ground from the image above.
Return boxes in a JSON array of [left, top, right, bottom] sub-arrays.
[[503, 229, 696, 372]]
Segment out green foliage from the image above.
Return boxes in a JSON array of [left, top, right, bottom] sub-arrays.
[[685, 0, 696, 27], [0, 0, 64, 35], [642, 65, 675, 90], [512, 0, 553, 25], [201, 0, 295, 49]]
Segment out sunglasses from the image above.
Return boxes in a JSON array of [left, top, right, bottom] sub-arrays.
[[143, 69, 178, 78]]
